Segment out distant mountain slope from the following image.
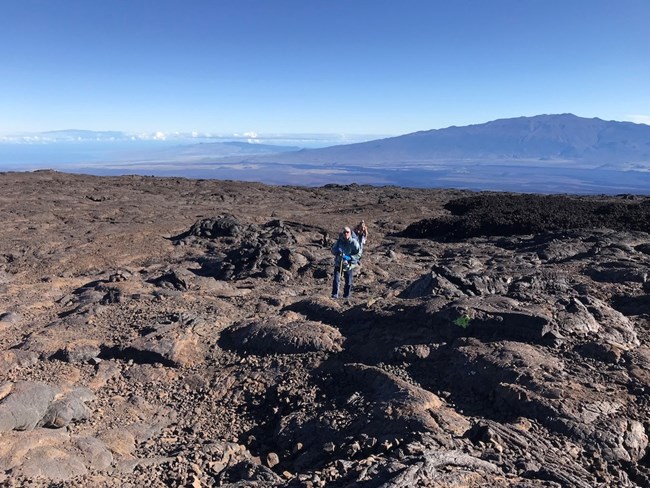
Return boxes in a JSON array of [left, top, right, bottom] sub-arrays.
[[135, 141, 301, 161], [250, 114, 650, 166]]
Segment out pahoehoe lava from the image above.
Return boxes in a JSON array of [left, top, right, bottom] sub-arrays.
[[1, 170, 649, 487]]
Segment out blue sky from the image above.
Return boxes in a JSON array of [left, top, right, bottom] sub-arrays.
[[1, 0, 649, 137]]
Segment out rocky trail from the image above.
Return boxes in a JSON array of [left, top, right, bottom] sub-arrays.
[[1, 170, 649, 487]]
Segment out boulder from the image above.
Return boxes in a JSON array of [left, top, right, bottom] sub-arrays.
[[61, 339, 101, 363], [124, 322, 205, 367], [0, 382, 93, 432], [0, 382, 57, 431], [284, 296, 344, 324], [436, 296, 554, 342], [0, 350, 39, 372], [585, 262, 650, 283], [345, 363, 470, 438], [223, 317, 343, 355], [0, 430, 105, 480], [0, 312, 21, 332], [41, 387, 94, 428], [187, 214, 243, 238]]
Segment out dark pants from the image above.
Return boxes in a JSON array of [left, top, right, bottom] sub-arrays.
[[332, 265, 354, 298]]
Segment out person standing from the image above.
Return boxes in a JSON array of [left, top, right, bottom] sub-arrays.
[[331, 226, 361, 299], [353, 220, 368, 250]]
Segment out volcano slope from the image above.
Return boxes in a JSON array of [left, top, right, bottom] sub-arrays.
[[0, 170, 649, 487]]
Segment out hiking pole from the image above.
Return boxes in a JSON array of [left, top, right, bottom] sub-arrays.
[[337, 252, 344, 297]]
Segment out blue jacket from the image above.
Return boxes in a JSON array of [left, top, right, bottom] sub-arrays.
[[331, 233, 361, 265]]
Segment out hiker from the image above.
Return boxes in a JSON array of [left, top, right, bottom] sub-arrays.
[[353, 220, 368, 250], [331, 226, 361, 299]]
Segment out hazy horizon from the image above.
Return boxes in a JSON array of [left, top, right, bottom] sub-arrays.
[[2, 113, 650, 196]]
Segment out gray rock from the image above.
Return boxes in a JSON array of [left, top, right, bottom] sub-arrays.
[[0, 350, 39, 372], [188, 214, 243, 238], [0, 381, 57, 431], [224, 317, 343, 355], [125, 322, 205, 367], [149, 268, 190, 291], [0, 311, 21, 326], [12, 447, 88, 480], [0, 382, 93, 432], [378, 450, 499, 487], [344, 363, 470, 439], [42, 387, 94, 428], [572, 296, 638, 346], [62, 340, 101, 363], [437, 296, 553, 342], [586, 262, 650, 283], [400, 271, 464, 299], [75, 436, 114, 470]]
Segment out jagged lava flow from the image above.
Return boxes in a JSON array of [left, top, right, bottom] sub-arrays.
[[1, 170, 649, 487]]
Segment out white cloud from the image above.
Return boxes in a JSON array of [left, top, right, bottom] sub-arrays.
[[0, 134, 49, 143], [242, 131, 259, 144], [627, 114, 650, 125], [154, 131, 167, 141]]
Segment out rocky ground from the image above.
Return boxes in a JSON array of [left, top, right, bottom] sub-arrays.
[[0, 170, 649, 487]]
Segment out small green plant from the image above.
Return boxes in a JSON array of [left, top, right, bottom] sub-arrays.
[[453, 315, 471, 328]]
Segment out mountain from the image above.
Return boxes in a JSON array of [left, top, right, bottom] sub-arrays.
[[248, 114, 650, 167]]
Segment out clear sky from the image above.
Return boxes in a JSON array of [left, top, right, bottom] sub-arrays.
[[1, 0, 649, 137]]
